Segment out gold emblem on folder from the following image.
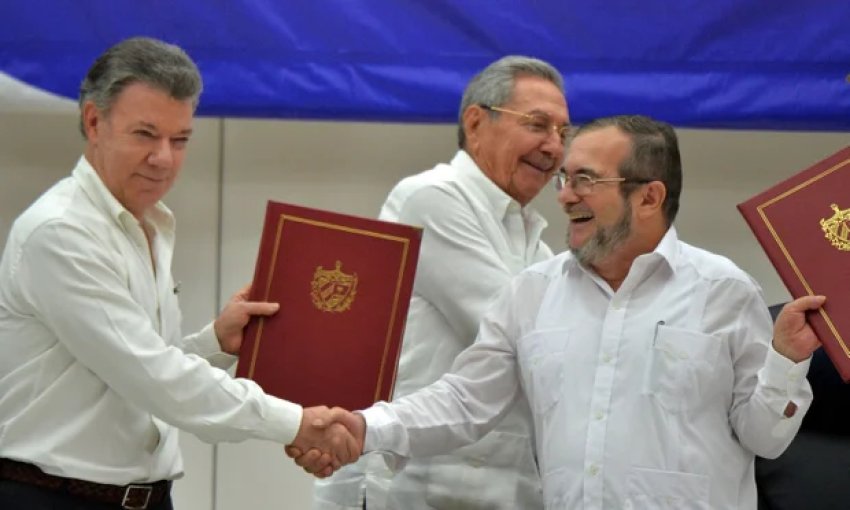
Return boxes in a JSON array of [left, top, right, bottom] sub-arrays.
[[311, 260, 358, 312], [820, 204, 850, 251]]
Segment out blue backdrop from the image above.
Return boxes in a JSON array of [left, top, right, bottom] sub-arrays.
[[2, 1, 849, 130]]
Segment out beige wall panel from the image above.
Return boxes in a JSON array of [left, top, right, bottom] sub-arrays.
[[0, 113, 82, 249], [167, 117, 221, 510], [675, 128, 848, 306]]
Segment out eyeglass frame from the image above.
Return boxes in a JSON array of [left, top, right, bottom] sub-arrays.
[[479, 104, 571, 143], [554, 168, 653, 196]]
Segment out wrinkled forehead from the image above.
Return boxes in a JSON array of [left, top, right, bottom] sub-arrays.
[[507, 76, 569, 123]]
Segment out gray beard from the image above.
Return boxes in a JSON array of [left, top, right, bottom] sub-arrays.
[[568, 201, 632, 267]]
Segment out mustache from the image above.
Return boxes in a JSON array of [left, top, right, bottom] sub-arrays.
[[565, 205, 592, 215]]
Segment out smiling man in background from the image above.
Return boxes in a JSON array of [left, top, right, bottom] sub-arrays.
[[313, 55, 569, 510]]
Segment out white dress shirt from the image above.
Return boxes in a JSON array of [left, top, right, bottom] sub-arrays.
[[314, 150, 552, 509], [362, 227, 813, 510], [0, 157, 302, 485]]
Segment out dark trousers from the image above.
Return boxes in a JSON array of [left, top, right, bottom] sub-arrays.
[[0, 478, 173, 510]]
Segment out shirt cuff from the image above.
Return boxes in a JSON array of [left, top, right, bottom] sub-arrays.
[[761, 342, 811, 390], [360, 406, 391, 453], [264, 397, 304, 445], [760, 342, 813, 416], [189, 323, 221, 355], [189, 322, 238, 369], [358, 405, 409, 473]]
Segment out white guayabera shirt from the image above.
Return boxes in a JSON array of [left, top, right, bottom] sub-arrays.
[[0, 157, 301, 484], [363, 228, 813, 510]]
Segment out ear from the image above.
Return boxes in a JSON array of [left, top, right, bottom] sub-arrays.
[[634, 180, 666, 220], [81, 101, 102, 141], [461, 104, 487, 154]]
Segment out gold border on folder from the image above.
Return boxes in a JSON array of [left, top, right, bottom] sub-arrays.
[[755, 158, 850, 358], [247, 213, 413, 404]]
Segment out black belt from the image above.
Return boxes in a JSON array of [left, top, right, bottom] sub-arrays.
[[0, 458, 170, 509]]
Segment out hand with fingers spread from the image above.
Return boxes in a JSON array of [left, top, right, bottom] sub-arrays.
[[772, 295, 827, 362], [285, 407, 366, 477], [213, 283, 280, 354]]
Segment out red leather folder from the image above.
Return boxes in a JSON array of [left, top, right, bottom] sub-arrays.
[[236, 201, 422, 410], [737, 146, 850, 381]]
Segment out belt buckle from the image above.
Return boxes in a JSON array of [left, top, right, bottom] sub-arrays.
[[122, 484, 152, 509]]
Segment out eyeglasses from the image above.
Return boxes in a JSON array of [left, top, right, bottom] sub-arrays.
[[554, 169, 652, 196], [480, 104, 571, 144]]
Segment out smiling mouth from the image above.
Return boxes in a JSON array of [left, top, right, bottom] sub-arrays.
[[137, 174, 168, 183], [521, 158, 555, 174], [568, 211, 593, 223]]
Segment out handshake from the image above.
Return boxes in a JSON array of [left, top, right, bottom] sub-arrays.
[[284, 406, 365, 478]]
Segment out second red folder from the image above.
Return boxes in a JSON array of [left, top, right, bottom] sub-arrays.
[[737, 146, 850, 381]]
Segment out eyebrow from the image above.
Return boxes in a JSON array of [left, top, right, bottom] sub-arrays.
[[136, 121, 194, 136], [526, 109, 571, 127], [573, 166, 600, 178]]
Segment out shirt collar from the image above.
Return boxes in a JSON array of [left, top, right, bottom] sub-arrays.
[[72, 155, 175, 236], [652, 226, 680, 271], [452, 150, 548, 230]]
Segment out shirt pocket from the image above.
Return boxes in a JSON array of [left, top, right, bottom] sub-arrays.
[[625, 466, 710, 510], [647, 325, 721, 413], [517, 328, 569, 415]]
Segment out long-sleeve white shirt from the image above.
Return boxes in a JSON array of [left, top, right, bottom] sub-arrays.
[[362, 227, 813, 509], [314, 150, 552, 509], [0, 156, 302, 485]]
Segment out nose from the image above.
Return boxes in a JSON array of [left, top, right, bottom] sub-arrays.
[[540, 130, 566, 166], [557, 178, 580, 207], [544, 127, 565, 148], [147, 138, 174, 168]]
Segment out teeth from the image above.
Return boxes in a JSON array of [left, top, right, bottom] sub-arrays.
[[569, 211, 593, 221]]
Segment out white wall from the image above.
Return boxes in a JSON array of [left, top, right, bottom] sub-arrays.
[[1, 110, 847, 509]]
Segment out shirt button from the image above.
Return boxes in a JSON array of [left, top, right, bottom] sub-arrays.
[[594, 411, 604, 421], [602, 353, 612, 363], [587, 464, 599, 476]]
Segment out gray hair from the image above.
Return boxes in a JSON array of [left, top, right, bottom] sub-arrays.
[[573, 115, 683, 226], [78, 37, 202, 138], [457, 56, 564, 148]]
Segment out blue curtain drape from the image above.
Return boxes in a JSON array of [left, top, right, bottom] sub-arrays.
[[2, 0, 848, 130]]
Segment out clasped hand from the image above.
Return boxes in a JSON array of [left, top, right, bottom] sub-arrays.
[[285, 406, 366, 478]]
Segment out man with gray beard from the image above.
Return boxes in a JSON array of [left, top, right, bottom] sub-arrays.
[[293, 114, 828, 509], [563, 180, 633, 268]]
